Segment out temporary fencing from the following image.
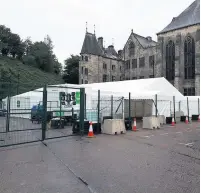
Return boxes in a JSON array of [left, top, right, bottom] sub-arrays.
[[0, 81, 200, 147]]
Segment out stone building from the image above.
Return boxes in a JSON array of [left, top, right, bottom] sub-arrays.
[[156, 0, 200, 96], [122, 30, 158, 80], [79, 32, 123, 84], [79, 0, 200, 96]]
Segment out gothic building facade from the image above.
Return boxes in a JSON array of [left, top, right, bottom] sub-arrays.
[[79, 0, 200, 96]]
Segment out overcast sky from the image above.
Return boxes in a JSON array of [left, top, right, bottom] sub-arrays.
[[0, 0, 194, 64]]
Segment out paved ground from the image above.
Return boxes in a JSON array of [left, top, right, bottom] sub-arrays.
[[0, 117, 73, 146], [0, 122, 200, 193]]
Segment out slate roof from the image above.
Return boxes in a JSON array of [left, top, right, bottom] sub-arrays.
[[132, 33, 157, 48], [81, 32, 120, 59], [158, 0, 200, 34], [104, 45, 119, 59], [80, 32, 103, 56]]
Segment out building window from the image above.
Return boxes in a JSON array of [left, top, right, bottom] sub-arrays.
[[140, 76, 144, 79], [103, 74, 107, 82], [81, 79, 83, 84], [85, 80, 88, 84], [149, 75, 154, 78], [183, 87, 195, 96], [17, 100, 20, 108], [149, 55, 154, 68], [166, 40, 175, 81], [85, 68, 88, 75], [132, 59, 137, 68], [120, 66, 121, 71], [126, 60, 130, 69], [85, 56, 88, 61], [112, 65, 115, 70], [129, 42, 135, 56], [81, 56, 84, 60], [103, 63, 107, 69], [112, 76, 115, 81], [132, 77, 137, 80], [184, 36, 195, 79], [81, 67, 83, 74], [120, 76, 122, 80], [139, 57, 145, 68]]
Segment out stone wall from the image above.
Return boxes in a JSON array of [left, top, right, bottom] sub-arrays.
[[157, 24, 200, 95], [79, 54, 100, 84], [79, 54, 123, 84], [123, 35, 157, 80]]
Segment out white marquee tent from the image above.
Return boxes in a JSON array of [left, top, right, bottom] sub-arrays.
[[3, 77, 200, 119]]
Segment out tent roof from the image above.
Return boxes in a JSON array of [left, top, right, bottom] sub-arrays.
[[82, 77, 185, 100], [11, 78, 185, 101]]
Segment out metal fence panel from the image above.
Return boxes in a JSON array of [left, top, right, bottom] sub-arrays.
[[0, 82, 43, 147], [44, 85, 84, 139]]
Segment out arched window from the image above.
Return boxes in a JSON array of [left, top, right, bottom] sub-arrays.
[[166, 40, 175, 81], [129, 42, 135, 56], [184, 36, 195, 79]]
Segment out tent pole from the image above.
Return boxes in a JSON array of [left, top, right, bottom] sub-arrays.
[[155, 94, 157, 117], [187, 97, 189, 122], [129, 92, 131, 130], [179, 101, 181, 112], [173, 96, 176, 123], [97, 90, 100, 130], [42, 85, 47, 141], [111, 95, 113, 119]]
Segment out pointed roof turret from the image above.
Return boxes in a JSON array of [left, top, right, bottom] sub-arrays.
[[80, 32, 103, 56]]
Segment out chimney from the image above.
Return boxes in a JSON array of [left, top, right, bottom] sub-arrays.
[[146, 36, 152, 41], [108, 45, 114, 49], [98, 37, 103, 48], [172, 17, 176, 22], [118, 50, 122, 56]]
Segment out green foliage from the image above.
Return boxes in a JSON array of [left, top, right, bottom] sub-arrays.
[[63, 55, 79, 84], [0, 25, 62, 75], [0, 56, 64, 100]]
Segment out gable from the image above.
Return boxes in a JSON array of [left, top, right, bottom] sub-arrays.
[[123, 31, 157, 54]]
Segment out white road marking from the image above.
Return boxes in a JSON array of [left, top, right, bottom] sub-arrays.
[[175, 132, 182, 134], [160, 133, 169, 135], [142, 136, 150, 138], [142, 135, 154, 138], [185, 142, 194, 146], [178, 142, 194, 146]]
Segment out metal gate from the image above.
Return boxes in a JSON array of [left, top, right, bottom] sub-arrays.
[[42, 85, 85, 140], [0, 82, 43, 147], [0, 83, 85, 147]]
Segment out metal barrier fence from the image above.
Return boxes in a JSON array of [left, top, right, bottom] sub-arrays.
[[0, 82, 200, 147], [43, 85, 85, 140], [0, 83, 86, 147], [89, 90, 200, 130], [0, 82, 43, 147]]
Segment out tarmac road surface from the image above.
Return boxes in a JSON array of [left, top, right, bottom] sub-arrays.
[[0, 122, 200, 193]]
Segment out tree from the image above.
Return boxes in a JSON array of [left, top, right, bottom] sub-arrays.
[[29, 41, 53, 72], [23, 37, 32, 55], [0, 25, 11, 56], [16, 41, 25, 60], [9, 33, 21, 58], [63, 55, 79, 84], [0, 25, 62, 75]]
